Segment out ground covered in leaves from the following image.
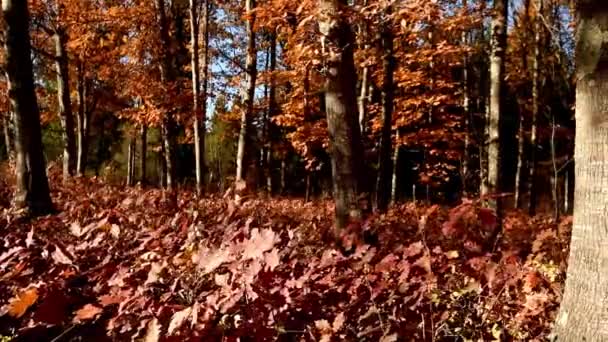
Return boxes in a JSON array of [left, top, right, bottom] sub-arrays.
[[0, 167, 571, 341]]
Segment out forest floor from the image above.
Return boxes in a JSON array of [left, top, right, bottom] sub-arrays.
[[0, 163, 570, 342]]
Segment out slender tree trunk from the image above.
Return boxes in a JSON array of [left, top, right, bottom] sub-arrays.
[[375, 13, 394, 212], [550, 113, 559, 220], [514, 1, 530, 208], [391, 131, 400, 205], [554, 3, 608, 339], [318, 0, 366, 230], [461, 0, 470, 197], [140, 125, 147, 184], [127, 138, 135, 186], [54, 29, 76, 180], [487, 0, 508, 213], [265, 31, 277, 194], [280, 158, 286, 195], [155, 0, 177, 190], [236, 0, 257, 188], [76, 60, 89, 176], [3, 0, 53, 214], [190, 0, 206, 193], [2, 113, 12, 160], [528, 0, 542, 215]]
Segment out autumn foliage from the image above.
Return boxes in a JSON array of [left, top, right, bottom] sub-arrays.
[[0, 164, 570, 341]]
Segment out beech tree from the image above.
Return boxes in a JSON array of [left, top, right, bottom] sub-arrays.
[[2, 0, 53, 214], [554, 1, 608, 339]]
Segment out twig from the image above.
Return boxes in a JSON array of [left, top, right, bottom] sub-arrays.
[[50, 324, 77, 342]]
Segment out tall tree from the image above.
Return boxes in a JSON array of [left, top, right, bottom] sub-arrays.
[[554, 1, 608, 339], [486, 0, 508, 212], [54, 26, 77, 180], [2, 112, 12, 159], [190, 0, 207, 193], [528, 0, 542, 215], [374, 6, 394, 212], [236, 0, 257, 187], [2, 0, 53, 214], [318, 0, 366, 230], [155, 0, 177, 190]]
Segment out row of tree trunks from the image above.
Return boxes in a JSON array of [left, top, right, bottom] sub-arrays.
[[236, 0, 257, 190], [2, 0, 53, 214]]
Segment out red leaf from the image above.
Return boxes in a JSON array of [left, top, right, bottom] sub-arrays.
[[73, 304, 103, 322]]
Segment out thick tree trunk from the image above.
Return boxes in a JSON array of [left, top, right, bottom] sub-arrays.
[[528, 0, 542, 215], [318, 0, 366, 230], [486, 0, 508, 213], [375, 15, 394, 212], [54, 30, 76, 180], [155, 0, 177, 190], [190, 0, 206, 193], [140, 125, 147, 184], [3, 0, 53, 214], [554, 3, 608, 339], [236, 0, 257, 188]]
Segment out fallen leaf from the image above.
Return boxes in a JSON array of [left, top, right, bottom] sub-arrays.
[[380, 333, 398, 342], [25, 228, 34, 247], [332, 312, 345, 332], [167, 306, 192, 335], [144, 318, 160, 342], [51, 245, 73, 265], [110, 224, 120, 239], [7, 287, 38, 318], [264, 249, 280, 271], [73, 304, 103, 322], [145, 263, 163, 285]]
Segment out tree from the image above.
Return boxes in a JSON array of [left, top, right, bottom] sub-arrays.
[[318, 0, 366, 230], [190, 0, 207, 194], [554, 1, 608, 339], [236, 0, 257, 188], [486, 0, 507, 212], [2, 0, 53, 214]]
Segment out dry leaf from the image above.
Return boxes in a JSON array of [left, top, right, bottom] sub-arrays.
[[264, 249, 280, 271], [73, 304, 103, 322], [145, 263, 163, 285], [7, 287, 38, 318], [144, 318, 160, 342], [332, 312, 345, 332], [167, 306, 192, 335], [51, 246, 73, 265], [25, 228, 34, 247], [380, 333, 398, 342]]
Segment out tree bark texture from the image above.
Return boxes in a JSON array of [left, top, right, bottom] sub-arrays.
[[318, 0, 367, 230], [2, 0, 53, 214], [554, 2, 608, 340]]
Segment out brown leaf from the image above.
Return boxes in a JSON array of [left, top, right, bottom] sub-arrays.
[[73, 304, 103, 322], [145, 263, 163, 285], [380, 333, 398, 342], [264, 249, 280, 271], [242, 228, 278, 260], [167, 306, 192, 335], [144, 318, 161, 342], [332, 312, 345, 332], [51, 245, 73, 265], [7, 287, 38, 318], [25, 228, 35, 247]]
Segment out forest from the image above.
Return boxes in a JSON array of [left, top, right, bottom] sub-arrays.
[[0, 0, 605, 340]]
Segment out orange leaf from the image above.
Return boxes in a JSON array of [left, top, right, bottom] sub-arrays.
[[7, 287, 38, 318], [73, 304, 103, 322]]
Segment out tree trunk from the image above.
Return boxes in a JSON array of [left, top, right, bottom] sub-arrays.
[[76, 60, 91, 176], [155, 0, 177, 190], [264, 31, 277, 194], [554, 3, 608, 339], [487, 0, 508, 213], [3, 0, 53, 214], [2, 113, 12, 160], [127, 138, 135, 186], [54, 30, 76, 180], [461, 0, 470, 198], [140, 125, 147, 184], [190, 0, 206, 193], [375, 13, 394, 212], [236, 0, 257, 189], [318, 0, 366, 230], [391, 131, 400, 205], [528, 0, 542, 215]]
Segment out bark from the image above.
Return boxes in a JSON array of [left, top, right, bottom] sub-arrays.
[[54, 29, 77, 180], [155, 0, 177, 190], [140, 125, 147, 184], [375, 14, 394, 212], [190, 0, 206, 193], [528, 0, 542, 215], [3, 0, 53, 214], [554, 3, 608, 339], [76, 61, 92, 176], [236, 0, 257, 186], [486, 0, 508, 213], [318, 0, 366, 230]]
